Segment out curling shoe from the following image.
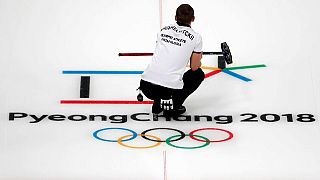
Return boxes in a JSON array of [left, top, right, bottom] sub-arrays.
[[152, 100, 163, 114]]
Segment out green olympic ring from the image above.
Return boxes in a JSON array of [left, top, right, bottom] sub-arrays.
[[166, 134, 210, 149]]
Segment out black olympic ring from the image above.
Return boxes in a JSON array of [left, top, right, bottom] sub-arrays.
[[141, 128, 185, 142]]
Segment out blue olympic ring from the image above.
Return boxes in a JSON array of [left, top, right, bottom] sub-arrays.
[[93, 127, 137, 142]]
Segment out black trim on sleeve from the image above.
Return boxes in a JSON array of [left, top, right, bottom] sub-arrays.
[[193, 51, 202, 54]]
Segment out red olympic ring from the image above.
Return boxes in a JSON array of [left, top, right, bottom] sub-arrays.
[[189, 128, 233, 142]]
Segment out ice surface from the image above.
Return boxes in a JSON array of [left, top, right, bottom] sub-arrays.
[[1, 0, 320, 179]]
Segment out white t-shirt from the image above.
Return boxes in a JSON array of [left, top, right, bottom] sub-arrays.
[[142, 23, 202, 89]]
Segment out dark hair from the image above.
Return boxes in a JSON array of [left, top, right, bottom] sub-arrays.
[[176, 4, 194, 24]]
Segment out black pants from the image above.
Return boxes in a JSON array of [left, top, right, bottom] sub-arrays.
[[140, 68, 205, 107]]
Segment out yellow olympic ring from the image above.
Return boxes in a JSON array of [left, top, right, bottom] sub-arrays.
[[117, 134, 162, 149]]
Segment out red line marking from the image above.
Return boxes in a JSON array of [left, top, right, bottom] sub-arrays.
[[205, 70, 222, 79], [60, 100, 154, 104], [159, 0, 163, 29], [163, 150, 167, 180], [118, 53, 153, 56]]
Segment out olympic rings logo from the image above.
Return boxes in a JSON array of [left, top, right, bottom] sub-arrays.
[[93, 127, 234, 149]]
